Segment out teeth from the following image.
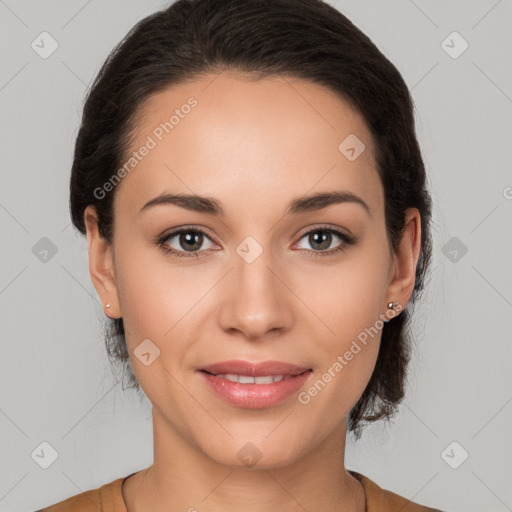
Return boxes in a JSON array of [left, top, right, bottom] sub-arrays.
[[214, 374, 292, 384]]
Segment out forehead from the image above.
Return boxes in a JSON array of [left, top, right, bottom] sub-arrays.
[[114, 71, 383, 219]]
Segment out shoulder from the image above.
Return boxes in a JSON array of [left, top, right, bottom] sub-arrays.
[[350, 471, 448, 512], [33, 475, 128, 512]]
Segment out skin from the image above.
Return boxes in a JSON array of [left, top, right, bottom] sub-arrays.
[[84, 71, 421, 512]]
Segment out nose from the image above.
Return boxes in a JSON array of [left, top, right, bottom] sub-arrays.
[[217, 247, 293, 341]]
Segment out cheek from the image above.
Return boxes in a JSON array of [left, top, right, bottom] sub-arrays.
[[298, 292, 383, 424], [295, 243, 389, 401], [301, 247, 390, 341], [113, 240, 181, 341], [112, 252, 193, 396], [113, 241, 216, 362]]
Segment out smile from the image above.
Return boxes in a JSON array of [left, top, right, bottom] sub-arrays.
[[198, 368, 313, 409], [207, 373, 295, 384]]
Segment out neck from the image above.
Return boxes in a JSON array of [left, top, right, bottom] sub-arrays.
[[123, 409, 366, 512]]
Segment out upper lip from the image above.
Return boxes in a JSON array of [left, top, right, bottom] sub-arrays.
[[199, 360, 311, 377]]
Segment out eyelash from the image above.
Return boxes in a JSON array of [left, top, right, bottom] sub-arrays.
[[155, 224, 356, 260]]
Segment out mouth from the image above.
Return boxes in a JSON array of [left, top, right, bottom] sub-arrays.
[[199, 359, 311, 378], [200, 370, 310, 384], [197, 360, 313, 409]]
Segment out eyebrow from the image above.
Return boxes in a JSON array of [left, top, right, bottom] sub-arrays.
[[138, 190, 371, 217]]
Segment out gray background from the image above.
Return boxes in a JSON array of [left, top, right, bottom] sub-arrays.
[[1, 1, 511, 511]]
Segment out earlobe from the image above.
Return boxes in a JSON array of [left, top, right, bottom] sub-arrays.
[[84, 205, 121, 319], [385, 208, 422, 316]]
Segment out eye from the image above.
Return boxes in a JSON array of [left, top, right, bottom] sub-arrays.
[[157, 227, 217, 259], [155, 224, 357, 260], [292, 225, 356, 257]]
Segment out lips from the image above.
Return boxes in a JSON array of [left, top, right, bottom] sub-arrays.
[[198, 361, 313, 409], [199, 360, 311, 378]]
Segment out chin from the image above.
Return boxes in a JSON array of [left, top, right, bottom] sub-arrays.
[[202, 435, 308, 471]]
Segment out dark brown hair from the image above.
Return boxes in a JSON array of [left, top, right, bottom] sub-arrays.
[[69, 0, 432, 439]]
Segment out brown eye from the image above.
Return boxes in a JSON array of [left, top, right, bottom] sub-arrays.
[[158, 228, 216, 258], [306, 230, 335, 251], [293, 226, 356, 257]]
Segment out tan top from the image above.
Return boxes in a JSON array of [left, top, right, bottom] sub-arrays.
[[35, 470, 445, 511]]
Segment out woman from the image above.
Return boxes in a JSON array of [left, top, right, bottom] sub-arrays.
[[36, 0, 447, 510]]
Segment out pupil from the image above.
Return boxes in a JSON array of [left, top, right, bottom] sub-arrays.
[[181, 232, 202, 251], [311, 231, 331, 250]]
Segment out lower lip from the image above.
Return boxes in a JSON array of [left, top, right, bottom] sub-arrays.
[[198, 370, 312, 409]]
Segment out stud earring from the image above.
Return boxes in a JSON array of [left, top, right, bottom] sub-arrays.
[[105, 303, 111, 309], [387, 301, 398, 310]]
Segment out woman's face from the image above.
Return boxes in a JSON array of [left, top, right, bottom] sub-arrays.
[[86, 71, 419, 469]]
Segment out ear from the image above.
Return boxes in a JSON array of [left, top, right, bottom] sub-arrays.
[[385, 207, 422, 318], [84, 205, 122, 319]]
